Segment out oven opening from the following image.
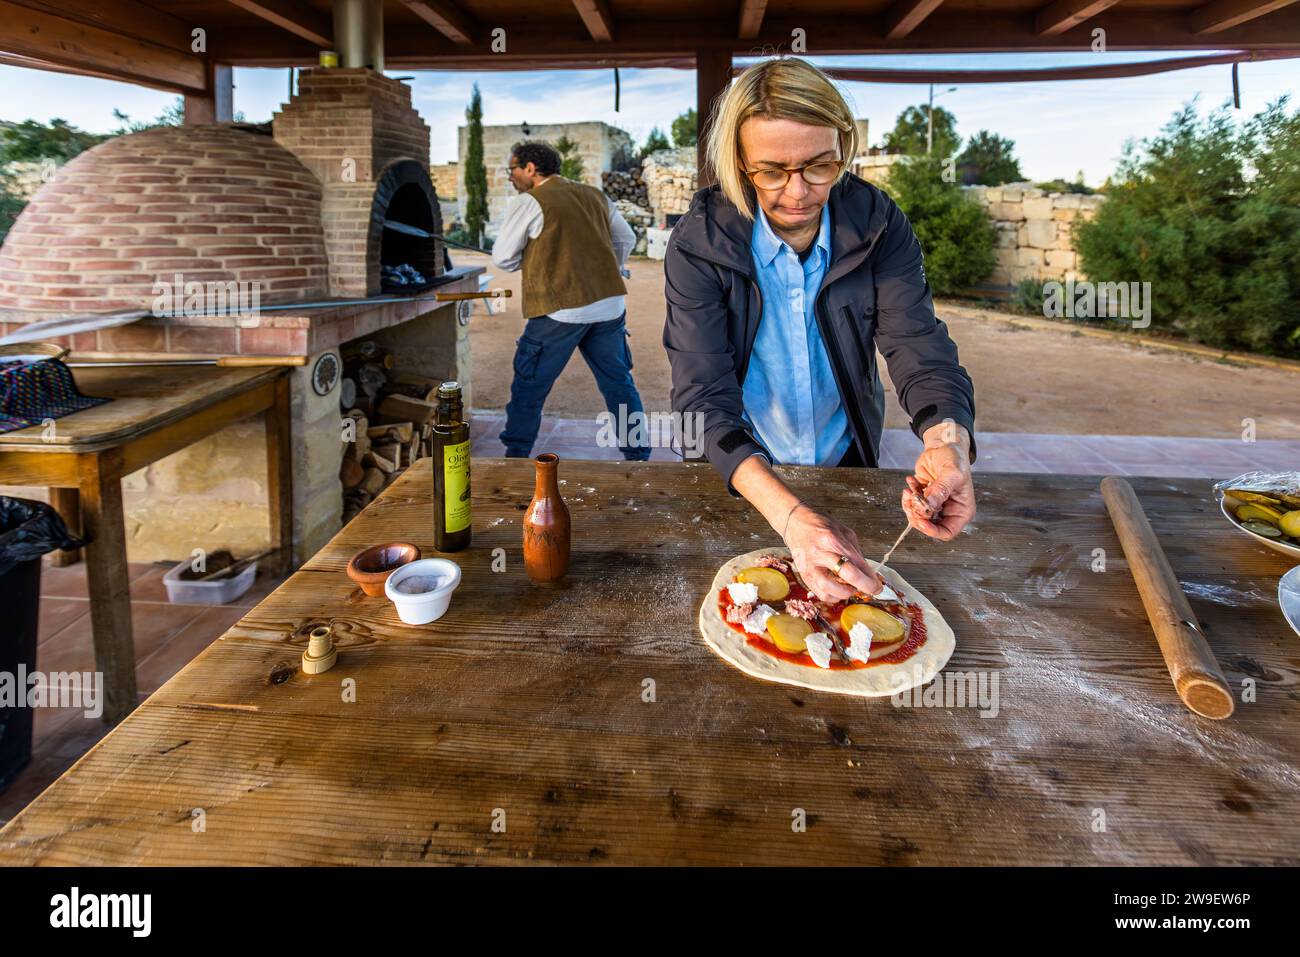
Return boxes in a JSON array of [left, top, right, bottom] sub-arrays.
[[380, 182, 440, 292]]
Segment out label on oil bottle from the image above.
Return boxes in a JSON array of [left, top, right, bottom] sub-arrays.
[[443, 440, 471, 533]]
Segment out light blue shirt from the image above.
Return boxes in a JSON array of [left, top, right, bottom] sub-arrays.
[[741, 205, 852, 467]]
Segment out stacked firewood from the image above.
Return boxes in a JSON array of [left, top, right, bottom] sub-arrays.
[[338, 340, 445, 525], [601, 168, 649, 207]]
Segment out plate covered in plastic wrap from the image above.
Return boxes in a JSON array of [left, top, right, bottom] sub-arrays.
[[1214, 470, 1300, 560]]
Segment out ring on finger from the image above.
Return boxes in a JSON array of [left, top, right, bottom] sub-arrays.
[[833, 555, 848, 576]]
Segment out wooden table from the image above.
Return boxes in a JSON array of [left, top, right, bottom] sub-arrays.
[[1, 458, 1296, 865], [0, 365, 292, 723]]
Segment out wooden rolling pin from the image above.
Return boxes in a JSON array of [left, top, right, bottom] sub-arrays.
[[1100, 476, 1235, 720]]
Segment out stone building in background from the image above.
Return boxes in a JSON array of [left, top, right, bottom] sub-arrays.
[[455, 121, 633, 239]]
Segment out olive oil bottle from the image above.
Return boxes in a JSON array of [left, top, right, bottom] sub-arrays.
[[432, 380, 471, 551]]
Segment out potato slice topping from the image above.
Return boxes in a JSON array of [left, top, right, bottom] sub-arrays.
[[840, 603, 906, 644], [737, 566, 791, 602], [766, 614, 812, 653]]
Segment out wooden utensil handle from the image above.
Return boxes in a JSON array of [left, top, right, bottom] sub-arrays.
[[217, 355, 308, 367], [1100, 476, 1234, 720], [433, 290, 513, 301]]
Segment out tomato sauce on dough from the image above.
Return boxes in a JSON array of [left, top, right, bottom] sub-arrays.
[[718, 564, 926, 670]]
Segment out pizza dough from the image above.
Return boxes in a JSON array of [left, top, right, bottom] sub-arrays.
[[698, 547, 955, 697]]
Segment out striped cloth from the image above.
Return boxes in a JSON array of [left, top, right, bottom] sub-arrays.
[[0, 358, 110, 435]]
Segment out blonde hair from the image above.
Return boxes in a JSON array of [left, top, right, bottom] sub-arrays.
[[706, 57, 858, 221]]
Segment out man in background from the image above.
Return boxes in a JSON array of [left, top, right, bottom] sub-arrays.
[[491, 140, 650, 460]]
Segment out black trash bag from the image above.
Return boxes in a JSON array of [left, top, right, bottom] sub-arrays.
[[0, 497, 89, 576]]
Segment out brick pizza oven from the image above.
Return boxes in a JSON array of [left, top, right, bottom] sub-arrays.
[[0, 68, 481, 565]]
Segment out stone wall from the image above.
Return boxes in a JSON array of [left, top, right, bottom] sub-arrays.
[[964, 183, 1105, 286], [850, 153, 903, 188], [429, 161, 459, 201], [614, 199, 653, 255], [3, 161, 56, 201], [641, 147, 696, 226], [456, 121, 633, 238]]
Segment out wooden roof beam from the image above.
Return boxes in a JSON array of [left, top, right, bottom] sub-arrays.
[[400, 0, 477, 45], [573, 0, 616, 42], [225, 0, 332, 48], [738, 0, 767, 39], [1035, 0, 1124, 35], [10, 0, 194, 53], [884, 0, 946, 40], [0, 0, 207, 93], [1190, 0, 1299, 33]]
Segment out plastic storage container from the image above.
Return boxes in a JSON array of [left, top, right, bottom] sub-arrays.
[[162, 559, 258, 605]]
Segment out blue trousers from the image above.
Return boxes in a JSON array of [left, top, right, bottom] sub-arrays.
[[501, 312, 651, 460]]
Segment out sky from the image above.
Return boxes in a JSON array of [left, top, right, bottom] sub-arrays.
[[0, 52, 1295, 187]]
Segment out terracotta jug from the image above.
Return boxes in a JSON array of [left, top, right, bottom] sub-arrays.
[[523, 452, 570, 582]]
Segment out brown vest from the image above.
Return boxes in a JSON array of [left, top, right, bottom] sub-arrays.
[[520, 176, 627, 319]]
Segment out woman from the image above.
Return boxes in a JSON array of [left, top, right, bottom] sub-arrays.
[[663, 57, 978, 602]]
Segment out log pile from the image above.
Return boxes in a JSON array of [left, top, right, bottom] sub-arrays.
[[601, 168, 649, 207], [338, 339, 446, 525]]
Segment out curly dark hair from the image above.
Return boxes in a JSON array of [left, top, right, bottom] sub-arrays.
[[510, 140, 562, 177]]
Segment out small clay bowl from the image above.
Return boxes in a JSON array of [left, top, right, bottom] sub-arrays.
[[347, 542, 421, 596]]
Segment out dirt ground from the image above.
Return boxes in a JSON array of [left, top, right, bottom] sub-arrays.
[[459, 252, 1300, 440]]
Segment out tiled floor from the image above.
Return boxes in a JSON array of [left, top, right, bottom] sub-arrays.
[[3, 418, 1295, 824], [0, 561, 284, 825], [471, 410, 1300, 479]]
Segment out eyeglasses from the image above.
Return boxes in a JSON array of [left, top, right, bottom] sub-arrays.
[[742, 160, 844, 191]]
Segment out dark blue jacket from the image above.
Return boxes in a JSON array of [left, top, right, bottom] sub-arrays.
[[663, 172, 977, 494]]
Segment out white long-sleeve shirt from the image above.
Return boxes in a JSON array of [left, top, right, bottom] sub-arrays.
[[491, 183, 636, 323]]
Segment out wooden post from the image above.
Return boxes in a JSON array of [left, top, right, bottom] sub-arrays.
[[76, 450, 137, 723], [696, 48, 733, 188], [264, 374, 294, 575], [184, 63, 233, 125], [48, 486, 82, 567]]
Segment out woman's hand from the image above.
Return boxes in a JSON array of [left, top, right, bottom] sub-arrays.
[[906, 422, 976, 540], [782, 503, 883, 603]]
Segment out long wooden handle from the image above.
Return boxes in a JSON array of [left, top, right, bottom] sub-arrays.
[[1100, 476, 1234, 719], [433, 290, 512, 301], [216, 355, 308, 367]]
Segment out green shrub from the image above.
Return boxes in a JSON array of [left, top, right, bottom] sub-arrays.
[[0, 169, 26, 246], [1034, 178, 1094, 196], [883, 155, 996, 295], [1074, 99, 1300, 356], [1010, 277, 1046, 315], [957, 130, 1023, 186]]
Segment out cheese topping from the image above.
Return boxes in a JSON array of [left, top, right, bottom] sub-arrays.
[[804, 632, 833, 669], [846, 621, 874, 662], [726, 581, 760, 604], [742, 603, 777, 635], [873, 582, 901, 603]]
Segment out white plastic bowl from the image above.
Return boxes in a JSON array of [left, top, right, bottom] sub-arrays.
[[384, 558, 462, 625]]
